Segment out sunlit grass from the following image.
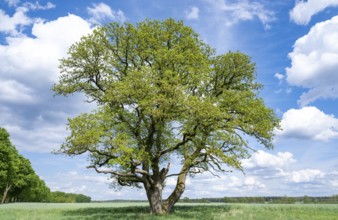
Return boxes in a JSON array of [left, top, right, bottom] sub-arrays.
[[0, 202, 337, 219]]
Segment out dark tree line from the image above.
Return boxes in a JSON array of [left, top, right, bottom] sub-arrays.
[[49, 191, 91, 203], [179, 196, 338, 204], [0, 127, 90, 204], [223, 196, 338, 204]]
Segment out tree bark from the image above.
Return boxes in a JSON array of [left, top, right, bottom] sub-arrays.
[[143, 166, 189, 214], [163, 169, 189, 213], [145, 181, 166, 214], [1, 184, 11, 204]]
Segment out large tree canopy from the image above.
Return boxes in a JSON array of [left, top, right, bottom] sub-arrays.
[[53, 18, 279, 214]]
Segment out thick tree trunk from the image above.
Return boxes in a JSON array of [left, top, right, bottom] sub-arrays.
[[163, 169, 188, 213], [143, 161, 189, 214], [145, 181, 166, 214], [144, 169, 189, 214], [1, 184, 11, 204]]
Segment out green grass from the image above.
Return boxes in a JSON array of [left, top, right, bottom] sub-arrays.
[[0, 202, 337, 219]]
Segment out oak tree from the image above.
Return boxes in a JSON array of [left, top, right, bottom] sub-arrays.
[[53, 19, 279, 214]]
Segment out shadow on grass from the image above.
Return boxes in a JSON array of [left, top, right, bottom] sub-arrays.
[[63, 206, 150, 219], [171, 205, 231, 219], [63, 205, 231, 220]]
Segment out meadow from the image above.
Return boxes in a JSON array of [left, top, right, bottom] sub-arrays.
[[1, 202, 338, 220]]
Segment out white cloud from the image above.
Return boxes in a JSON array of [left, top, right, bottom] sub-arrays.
[[0, 14, 92, 84], [226, 176, 266, 190], [290, 0, 338, 25], [276, 106, 338, 141], [60, 171, 110, 185], [0, 7, 31, 35], [0, 14, 94, 153], [328, 171, 338, 187], [0, 1, 56, 36], [243, 176, 266, 189], [286, 15, 338, 106], [205, 0, 275, 29], [0, 80, 35, 103], [87, 2, 125, 25], [242, 150, 295, 169], [5, 0, 20, 7], [274, 73, 284, 81], [287, 169, 324, 183], [47, 170, 146, 200], [23, 1, 56, 10], [182, 173, 267, 198], [4, 123, 67, 152], [186, 6, 199, 20]]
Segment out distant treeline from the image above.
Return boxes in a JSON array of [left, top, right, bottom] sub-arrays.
[[93, 200, 148, 203], [0, 127, 91, 204], [179, 195, 338, 204], [9, 190, 91, 203], [224, 195, 338, 204], [48, 191, 91, 203]]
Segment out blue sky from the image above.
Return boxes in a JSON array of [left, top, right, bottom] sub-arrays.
[[1, 0, 338, 200]]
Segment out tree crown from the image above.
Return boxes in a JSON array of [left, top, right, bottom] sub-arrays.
[[53, 18, 279, 188]]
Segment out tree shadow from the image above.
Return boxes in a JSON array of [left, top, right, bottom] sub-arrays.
[[62, 205, 231, 219], [171, 205, 231, 219], [63, 206, 151, 219]]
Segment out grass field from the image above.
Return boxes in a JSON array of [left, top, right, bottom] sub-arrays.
[[0, 202, 337, 220]]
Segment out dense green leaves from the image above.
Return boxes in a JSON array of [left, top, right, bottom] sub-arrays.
[[49, 191, 91, 203], [0, 127, 91, 203], [53, 18, 279, 213], [0, 128, 51, 203]]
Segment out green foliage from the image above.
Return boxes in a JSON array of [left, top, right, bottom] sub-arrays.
[[0, 127, 92, 204], [53, 18, 279, 213], [48, 191, 91, 203], [17, 177, 51, 202], [0, 128, 16, 184], [1, 128, 33, 203]]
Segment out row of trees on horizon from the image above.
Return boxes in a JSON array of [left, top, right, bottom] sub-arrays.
[[179, 196, 338, 204], [0, 127, 90, 204]]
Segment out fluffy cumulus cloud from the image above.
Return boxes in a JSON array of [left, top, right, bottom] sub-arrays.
[[4, 123, 67, 152], [181, 173, 267, 198], [0, 7, 31, 35], [87, 2, 125, 25], [276, 106, 338, 141], [186, 6, 199, 20], [290, 0, 338, 25], [286, 169, 324, 183], [0, 2, 127, 154], [204, 0, 275, 28], [0, 14, 92, 85], [242, 150, 295, 169], [229, 176, 266, 190], [5, 0, 20, 7], [286, 15, 338, 106], [0, 1, 56, 36], [0, 80, 35, 103], [0, 13, 93, 152]]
